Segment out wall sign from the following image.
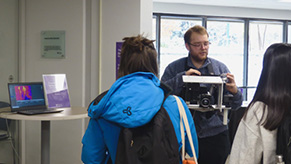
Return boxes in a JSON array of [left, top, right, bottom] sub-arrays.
[[41, 31, 65, 58]]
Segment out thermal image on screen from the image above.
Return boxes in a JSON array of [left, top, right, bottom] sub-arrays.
[[14, 86, 32, 100]]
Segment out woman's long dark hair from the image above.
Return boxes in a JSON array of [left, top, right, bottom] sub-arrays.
[[244, 43, 291, 130], [118, 35, 158, 78]]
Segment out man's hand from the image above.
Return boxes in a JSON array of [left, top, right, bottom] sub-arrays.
[[225, 73, 238, 94], [186, 68, 201, 76]]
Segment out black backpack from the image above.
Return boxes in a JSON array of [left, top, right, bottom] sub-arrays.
[[114, 83, 179, 164], [90, 84, 180, 164], [276, 116, 291, 164]]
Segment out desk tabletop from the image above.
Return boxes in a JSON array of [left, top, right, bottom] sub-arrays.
[[0, 107, 88, 121]]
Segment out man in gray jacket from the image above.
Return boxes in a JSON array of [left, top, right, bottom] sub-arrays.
[[161, 25, 243, 164]]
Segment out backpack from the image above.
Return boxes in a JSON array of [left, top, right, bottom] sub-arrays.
[[91, 84, 180, 164], [114, 83, 180, 164], [276, 116, 291, 164]]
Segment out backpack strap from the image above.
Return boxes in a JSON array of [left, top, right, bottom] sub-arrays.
[[173, 95, 198, 164], [160, 82, 172, 100], [206, 62, 215, 75], [87, 90, 109, 110]]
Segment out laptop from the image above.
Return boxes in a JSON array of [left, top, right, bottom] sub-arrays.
[[7, 82, 63, 115]]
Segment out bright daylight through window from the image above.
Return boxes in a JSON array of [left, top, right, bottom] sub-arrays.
[[153, 14, 288, 101]]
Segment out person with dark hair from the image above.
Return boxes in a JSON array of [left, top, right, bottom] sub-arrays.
[[228, 43, 291, 164], [81, 35, 198, 164], [161, 25, 243, 164]]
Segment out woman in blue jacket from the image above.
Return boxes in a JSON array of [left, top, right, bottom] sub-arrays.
[[81, 35, 198, 164]]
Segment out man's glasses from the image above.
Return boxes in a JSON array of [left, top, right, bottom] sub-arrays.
[[188, 41, 211, 48]]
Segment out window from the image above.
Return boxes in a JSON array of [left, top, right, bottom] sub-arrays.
[[248, 21, 283, 100], [154, 13, 289, 101], [288, 22, 291, 43], [152, 16, 157, 41], [207, 19, 244, 87], [159, 16, 202, 78]]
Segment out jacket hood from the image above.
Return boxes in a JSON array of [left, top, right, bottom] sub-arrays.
[[88, 72, 165, 128]]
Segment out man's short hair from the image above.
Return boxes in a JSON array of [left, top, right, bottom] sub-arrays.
[[184, 25, 209, 44]]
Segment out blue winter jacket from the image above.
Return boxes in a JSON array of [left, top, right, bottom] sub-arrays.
[[81, 72, 199, 164]]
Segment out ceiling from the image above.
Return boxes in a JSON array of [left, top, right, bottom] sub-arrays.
[[153, 0, 291, 10]]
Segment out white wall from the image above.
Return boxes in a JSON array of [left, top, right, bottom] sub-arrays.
[[0, 0, 18, 103], [99, 0, 153, 92], [20, 0, 94, 163], [18, 0, 153, 163], [153, 2, 291, 20], [22, 0, 89, 106]]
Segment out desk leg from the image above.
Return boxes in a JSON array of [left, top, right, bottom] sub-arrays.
[[41, 121, 50, 164], [20, 120, 26, 164]]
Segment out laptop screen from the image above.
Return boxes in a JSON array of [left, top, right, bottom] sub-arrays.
[[8, 82, 46, 111]]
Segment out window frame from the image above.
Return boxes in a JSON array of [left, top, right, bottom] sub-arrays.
[[153, 13, 290, 101]]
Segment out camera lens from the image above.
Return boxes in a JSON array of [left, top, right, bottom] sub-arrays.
[[200, 97, 210, 108]]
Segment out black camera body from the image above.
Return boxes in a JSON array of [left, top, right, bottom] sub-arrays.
[[184, 84, 213, 108], [182, 76, 233, 108], [181, 75, 233, 125]]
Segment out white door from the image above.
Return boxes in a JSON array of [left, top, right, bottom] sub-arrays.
[[0, 0, 18, 103]]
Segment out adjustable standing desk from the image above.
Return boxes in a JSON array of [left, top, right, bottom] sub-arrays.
[[0, 107, 88, 164]]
